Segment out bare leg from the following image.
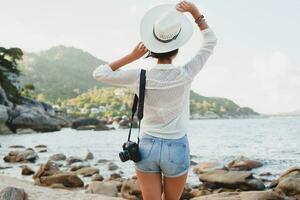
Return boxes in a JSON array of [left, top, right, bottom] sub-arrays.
[[136, 169, 163, 200], [161, 172, 188, 200]]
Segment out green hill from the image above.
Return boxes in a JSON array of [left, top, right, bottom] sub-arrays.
[[18, 45, 259, 118], [60, 87, 259, 119], [19, 45, 106, 102]]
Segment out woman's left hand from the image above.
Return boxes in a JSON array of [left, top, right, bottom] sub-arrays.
[[130, 42, 148, 60]]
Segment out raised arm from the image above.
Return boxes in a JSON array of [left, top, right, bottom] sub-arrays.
[[176, 1, 217, 80], [92, 42, 148, 87]]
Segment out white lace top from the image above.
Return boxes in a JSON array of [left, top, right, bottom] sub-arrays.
[[93, 28, 217, 139]]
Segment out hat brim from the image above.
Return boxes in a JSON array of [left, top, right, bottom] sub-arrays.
[[140, 4, 194, 53]]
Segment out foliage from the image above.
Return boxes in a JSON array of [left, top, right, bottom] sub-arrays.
[[0, 47, 23, 104], [61, 87, 259, 118]]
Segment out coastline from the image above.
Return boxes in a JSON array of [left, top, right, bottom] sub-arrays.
[[0, 175, 123, 200]]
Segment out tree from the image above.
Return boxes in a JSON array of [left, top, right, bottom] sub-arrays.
[[0, 47, 23, 104]]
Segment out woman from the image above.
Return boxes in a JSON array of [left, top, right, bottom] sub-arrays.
[[93, 1, 217, 200]]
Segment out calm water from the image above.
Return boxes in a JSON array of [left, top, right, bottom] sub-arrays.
[[0, 116, 300, 186]]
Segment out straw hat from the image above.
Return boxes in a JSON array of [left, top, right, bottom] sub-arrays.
[[140, 4, 193, 53]]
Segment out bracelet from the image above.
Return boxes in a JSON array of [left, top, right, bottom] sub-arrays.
[[196, 18, 206, 26], [195, 15, 204, 24]]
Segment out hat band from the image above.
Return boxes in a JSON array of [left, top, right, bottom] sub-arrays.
[[153, 26, 182, 43]]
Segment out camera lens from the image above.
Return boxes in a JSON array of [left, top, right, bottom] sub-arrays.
[[119, 151, 130, 162]]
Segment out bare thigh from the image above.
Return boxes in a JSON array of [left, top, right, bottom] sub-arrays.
[[135, 169, 163, 200], [162, 171, 188, 200]]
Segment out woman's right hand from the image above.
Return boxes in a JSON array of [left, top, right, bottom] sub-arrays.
[[176, 1, 199, 15]]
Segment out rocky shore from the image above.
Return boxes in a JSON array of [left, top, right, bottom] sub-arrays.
[[0, 84, 139, 134], [0, 143, 299, 200]]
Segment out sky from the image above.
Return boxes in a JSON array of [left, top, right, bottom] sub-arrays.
[[1, 0, 299, 114]]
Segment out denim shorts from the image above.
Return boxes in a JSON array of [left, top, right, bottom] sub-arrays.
[[134, 133, 190, 177]]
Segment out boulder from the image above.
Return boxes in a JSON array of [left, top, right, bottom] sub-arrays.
[[34, 144, 47, 148], [199, 169, 265, 191], [271, 167, 300, 197], [20, 165, 35, 175], [84, 151, 94, 160], [0, 105, 11, 134], [193, 162, 224, 174], [66, 156, 83, 165], [0, 186, 27, 200], [3, 148, 38, 163], [0, 85, 13, 107], [109, 173, 122, 180], [70, 162, 90, 171], [108, 162, 119, 171], [92, 173, 104, 182], [7, 104, 66, 132], [32, 161, 61, 180], [76, 167, 99, 177], [39, 173, 84, 188], [191, 191, 284, 200], [118, 120, 130, 129], [121, 178, 142, 200], [33, 161, 83, 188], [9, 145, 25, 149], [71, 118, 103, 129], [85, 180, 121, 197], [225, 156, 263, 171], [49, 153, 66, 161]]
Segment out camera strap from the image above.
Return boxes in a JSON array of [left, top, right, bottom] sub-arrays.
[[127, 69, 146, 145]]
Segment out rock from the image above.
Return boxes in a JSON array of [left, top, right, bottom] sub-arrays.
[[9, 145, 26, 149], [37, 149, 47, 153], [76, 125, 96, 130], [94, 124, 113, 131], [0, 186, 27, 200], [70, 162, 90, 171], [39, 174, 84, 188], [85, 180, 121, 197], [260, 172, 272, 176], [225, 156, 263, 171], [113, 116, 122, 123], [49, 153, 66, 161], [34, 144, 47, 148], [21, 165, 35, 175], [71, 118, 103, 129], [66, 156, 83, 165], [0, 105, 11, 134], [7, 104, 66, 133], [98, 159, 110, 163], [3, 148, 38, 163], [118, 120, 129, 129], [33, 161, 83, 188], [121, 178, 141, 200], [92, 173, 104, 182], [191, 191, 284, 200], [199, 169, 265, 191], [121, 115, 129, 121], [0, 165, 13, 170], [108, 162, 119, 171], [109, 173, 122, 180], [0, 84, 13, 107], [33, 161, 61, 180], [193, 162, 224, 174], [84, 152, 94, 160], [272, 167, 300, 197], [76, 167, 99, 177], [16, 128, 35, 134]]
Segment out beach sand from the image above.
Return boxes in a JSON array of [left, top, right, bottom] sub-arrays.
[[0, 175, 123, 200]]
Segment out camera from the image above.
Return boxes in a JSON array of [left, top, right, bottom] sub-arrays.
[[119, 140, 141, 162]]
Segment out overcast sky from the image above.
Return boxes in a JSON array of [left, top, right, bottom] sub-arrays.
[[1, 0, 299, 114]]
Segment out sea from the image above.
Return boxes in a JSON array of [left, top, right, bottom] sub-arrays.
[[0, 116, 299, 186]]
